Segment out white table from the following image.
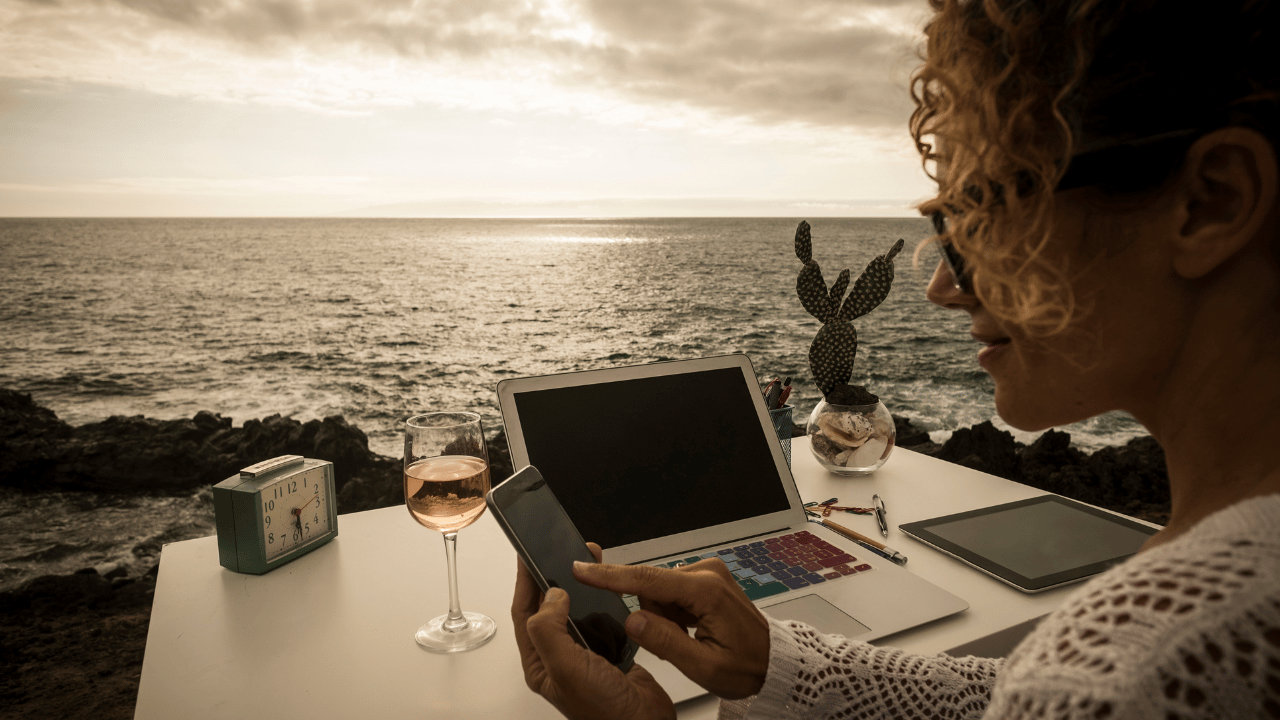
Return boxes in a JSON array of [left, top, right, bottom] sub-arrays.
[[134, 440, 1156, 719]]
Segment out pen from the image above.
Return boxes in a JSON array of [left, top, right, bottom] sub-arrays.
[[821, 518, 908, 565], [776, 377, 792, 408], [873, 494, 888, 538], [763, 377, 781, 408]]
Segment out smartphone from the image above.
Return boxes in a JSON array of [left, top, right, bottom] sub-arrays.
[[486, 465, 640, 672]]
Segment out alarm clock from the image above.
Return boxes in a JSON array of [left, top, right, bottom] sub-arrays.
[[212, 455, 339, 574]]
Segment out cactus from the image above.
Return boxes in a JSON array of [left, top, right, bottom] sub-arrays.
[[794, 220, 904, 402]]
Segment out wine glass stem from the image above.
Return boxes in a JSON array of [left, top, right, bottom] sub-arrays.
[[440, 531, 468, 633]]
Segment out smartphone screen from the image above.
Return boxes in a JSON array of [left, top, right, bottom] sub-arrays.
[[488, 466, 639, 671]]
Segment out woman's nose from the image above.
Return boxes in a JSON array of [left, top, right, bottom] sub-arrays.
[[926, 260, 975, 310]]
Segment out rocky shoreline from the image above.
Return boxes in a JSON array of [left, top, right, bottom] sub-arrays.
[[0, 389, 1169, 719]]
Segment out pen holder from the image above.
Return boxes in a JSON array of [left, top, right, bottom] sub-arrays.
[[769, 404, 795, 468]]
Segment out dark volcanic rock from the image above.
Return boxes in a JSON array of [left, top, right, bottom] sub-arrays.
[[0, 390, 74, 488], [0, 389, 520, 520], [0, 567, 154, 720], [0, 397, 389, 495], [935, 421, 1022, 480], [1013, 434, 1169, 524], [488, 428, 514, 484], [1086, 436, 1170, 520], [909, 424, 1170, 526], [335, 454, 402, 514], [0, 390, 71, 442], [0, 568, 122, 616], [51, 413, 235, 492], [1018, 429, 1088, 487], [207, 413, 375, 489], [893, 415, 936, 451], [0, 563, 158, 720]]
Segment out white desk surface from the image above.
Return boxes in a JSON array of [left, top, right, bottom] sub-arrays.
[[135, 440, 1153, 720]]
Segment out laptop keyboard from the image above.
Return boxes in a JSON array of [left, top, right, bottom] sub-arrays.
[[623, 529, 874, 610]]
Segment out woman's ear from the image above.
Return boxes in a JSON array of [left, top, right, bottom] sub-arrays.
[[1171, 127, 1278, 279]]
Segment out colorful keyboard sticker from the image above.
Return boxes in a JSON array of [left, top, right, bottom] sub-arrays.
[[622, 529, 874, 610]]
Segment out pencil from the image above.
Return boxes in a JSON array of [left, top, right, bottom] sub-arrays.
[[822, 518, 908, 565]]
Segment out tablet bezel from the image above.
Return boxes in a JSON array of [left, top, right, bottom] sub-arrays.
[[899, 495, 1160, 593]]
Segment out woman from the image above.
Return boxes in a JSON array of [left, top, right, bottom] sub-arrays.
[[511, 0, 1280, 717]]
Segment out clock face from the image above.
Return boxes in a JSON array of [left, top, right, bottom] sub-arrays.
[[260, 464, 332, 562]]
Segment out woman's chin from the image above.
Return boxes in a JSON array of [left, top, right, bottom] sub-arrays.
[[992, 388, 1068, 433]]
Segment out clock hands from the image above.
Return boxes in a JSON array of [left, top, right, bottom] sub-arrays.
[[291, 495, 317, 539]]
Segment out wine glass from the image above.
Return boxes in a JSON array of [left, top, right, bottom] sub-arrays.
[[403, 412, 497, 652]]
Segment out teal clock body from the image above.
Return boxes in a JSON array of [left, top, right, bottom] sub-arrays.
[[213, 456, 339, 574]]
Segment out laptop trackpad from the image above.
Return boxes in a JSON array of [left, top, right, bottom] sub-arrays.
[[763, 594, 871, 638]]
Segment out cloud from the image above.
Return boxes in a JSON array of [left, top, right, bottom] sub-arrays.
[[572, 0, 923, 128], [0, 0, 927, 132]]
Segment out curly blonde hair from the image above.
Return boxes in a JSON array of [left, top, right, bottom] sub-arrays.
[[910, 0, 1280, 337]]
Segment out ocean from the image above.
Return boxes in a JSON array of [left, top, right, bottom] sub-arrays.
[[0, 217, 1148, 590]]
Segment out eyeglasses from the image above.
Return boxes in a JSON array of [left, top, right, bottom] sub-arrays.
[[1056, 128, 1202, 191], [931, 210, 971, 294], [929, 127, 1203, 295]]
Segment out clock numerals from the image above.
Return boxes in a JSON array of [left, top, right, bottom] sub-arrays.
[[261, 467, 332, 562], [273, 481, 300, 499]]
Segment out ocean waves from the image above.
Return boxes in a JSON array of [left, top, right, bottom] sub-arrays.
[[0, 486, 217, 593], [0, 217, 1145, 458]]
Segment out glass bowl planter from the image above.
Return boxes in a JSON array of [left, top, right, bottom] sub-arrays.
[[807, 400, 896, 475]]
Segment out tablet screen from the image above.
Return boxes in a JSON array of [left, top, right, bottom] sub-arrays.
[[900, 496, 1159, 593]]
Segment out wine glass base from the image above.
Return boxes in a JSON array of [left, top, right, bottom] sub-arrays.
[[414, 612, 497, 653]]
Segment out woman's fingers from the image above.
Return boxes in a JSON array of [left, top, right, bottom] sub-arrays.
[[512, 544, 680, 720], [624, 609, 713, 665], [571, 559, 661, 596], [511, 556, 546, 685], [623, 596, 767, 698], [574, 558, 770, 699], [513, 555, 542, 616], [573, 558, 716, 606], [525, 588, 667, 720], [525, 588, 585, 674]]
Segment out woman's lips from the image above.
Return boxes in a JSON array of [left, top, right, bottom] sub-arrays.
[[976, 337, 1012, 368]]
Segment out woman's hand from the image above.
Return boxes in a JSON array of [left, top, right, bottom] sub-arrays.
[[573, 557, 770, 700], [511, 543, 675, 720]]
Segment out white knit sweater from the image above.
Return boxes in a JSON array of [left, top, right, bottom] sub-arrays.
[[718, 494, 1280, 719]]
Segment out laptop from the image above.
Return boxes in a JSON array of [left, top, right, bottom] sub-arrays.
[[496, 354, 968, 700]]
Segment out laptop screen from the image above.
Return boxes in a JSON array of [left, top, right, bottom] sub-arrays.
[[511, 366, 792, 549]]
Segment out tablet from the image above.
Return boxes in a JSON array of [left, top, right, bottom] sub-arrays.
[[899, 495, 1159, 593]]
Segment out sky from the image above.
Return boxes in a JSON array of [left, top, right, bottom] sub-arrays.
[[0, 0, 938, 217]]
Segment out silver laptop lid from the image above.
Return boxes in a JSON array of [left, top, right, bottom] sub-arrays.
[[496, 354, 807, 565]]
